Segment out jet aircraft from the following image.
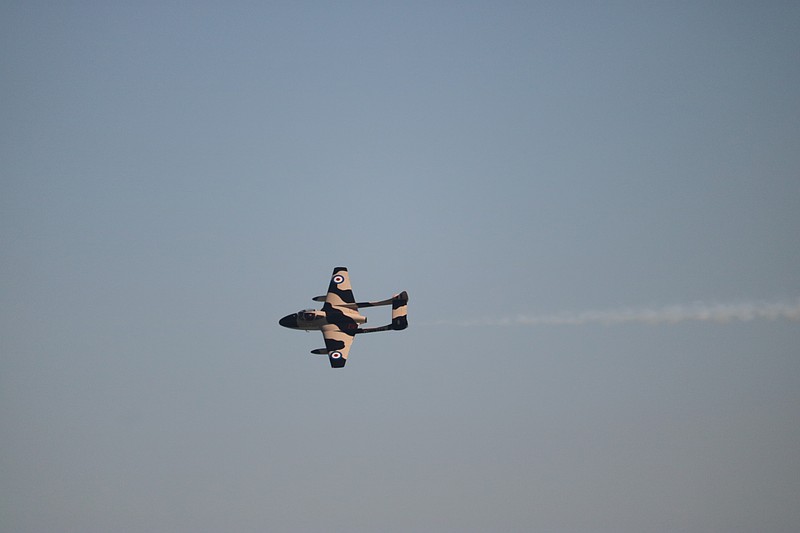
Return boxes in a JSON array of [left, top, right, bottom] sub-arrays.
[[279, 267, 408, 368]]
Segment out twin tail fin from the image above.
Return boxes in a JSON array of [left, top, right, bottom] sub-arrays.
[[355, 291, 409, 334], [391, 291, 408, 330]]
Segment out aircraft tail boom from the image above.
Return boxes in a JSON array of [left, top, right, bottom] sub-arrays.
[[355, 291, 408, 333]]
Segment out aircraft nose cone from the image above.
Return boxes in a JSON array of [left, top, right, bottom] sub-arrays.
[[279, 314, 298, 328]]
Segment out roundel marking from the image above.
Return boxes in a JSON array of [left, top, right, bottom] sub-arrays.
[[332, 275, 345, 284], [330, 351, 342, 359]]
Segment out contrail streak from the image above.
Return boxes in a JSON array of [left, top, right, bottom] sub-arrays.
[[427, 299, 800, 327]]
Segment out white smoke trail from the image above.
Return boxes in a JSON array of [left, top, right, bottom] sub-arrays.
[[428, 299, 800, 327]]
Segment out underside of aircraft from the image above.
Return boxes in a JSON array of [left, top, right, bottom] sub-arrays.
[[279, 267, 408, 368]]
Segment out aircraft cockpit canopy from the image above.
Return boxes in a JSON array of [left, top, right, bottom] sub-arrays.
[[299, 309, 317, 321]]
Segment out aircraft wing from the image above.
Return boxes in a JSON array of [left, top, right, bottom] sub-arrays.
[[321, 324, 355, 368], [324, 267, 356, 307]]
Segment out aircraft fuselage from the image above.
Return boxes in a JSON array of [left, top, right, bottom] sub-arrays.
[[279, 308, 367, 331]]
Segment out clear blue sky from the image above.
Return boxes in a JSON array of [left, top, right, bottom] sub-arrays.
[[2, 2, 799, 532]]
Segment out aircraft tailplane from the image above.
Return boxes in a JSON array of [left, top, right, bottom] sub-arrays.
[[391, 291, 408, 330]]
